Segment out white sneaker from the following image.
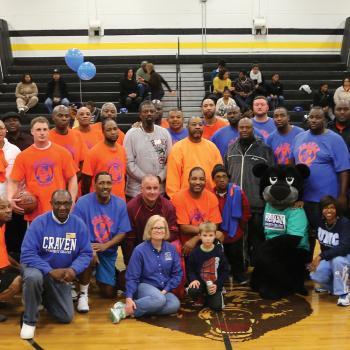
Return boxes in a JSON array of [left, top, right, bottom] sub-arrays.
[[77, 294, 89, 313], [113, 301, 125, 309], [337, 294, 350, 307], [109, 303, 126, 324], [20, 323, 36, 339], [70, 283, 78, 302]]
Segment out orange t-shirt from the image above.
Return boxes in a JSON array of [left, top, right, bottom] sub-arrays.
[[171, 189, 222, 244], [82, 141, 127, 200], [160, 119, 170, 128], [0, 149, 8, 183], [91, 122, 125, 146], [0, 225, 10, 269], [202, 117, 229, 140], [166, 137, 223, 198], [72, 127, 102, 150], [49, 129, 88, 167], [10, 143, 78, 221]]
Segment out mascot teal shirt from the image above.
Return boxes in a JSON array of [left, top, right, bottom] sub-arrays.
[[263, 203, 309, 250]]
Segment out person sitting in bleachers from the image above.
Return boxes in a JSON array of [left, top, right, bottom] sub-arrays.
[[215, 87, 237, 117], [15, 73, 38, 116], [136, 61, 150, 99], [249, 64, 266, 96], [44, 69, 70, 113], [212, 69, 234, 101], [265, 73, 285, 111], [312, 83, 334, 121], [120, 68, 142, 112], [145, 63, 173, 101], [334, 77, 350, 106], [85, 101, 101, 123], [210, 60, 226, 82], [234, 70, 255, 112]]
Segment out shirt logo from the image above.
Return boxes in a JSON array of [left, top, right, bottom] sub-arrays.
[[275, 143, 291, 165], [107, 160, 123, 184], [265, 213, 286, 231], [318, 227, 339, 247], [297, 142, 320, 166], [189, 209, 205, 226], [34, 158, 54, 185], [92, 215, 114, 243], [164, 251, 172, 261]]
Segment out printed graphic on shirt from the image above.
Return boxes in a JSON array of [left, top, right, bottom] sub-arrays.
[[265, 213, 286, 231], [189, 209, 205, 226], [318, 227, 339, 247], [150, 138, 167, 167], [92, 215, 113, 243], [34, 158, 54, 185], [297, 142, 320, 166], [107, 160, 123, 184], [200, 257, 220, 282], [259, 129, 270, 140], [42, 235, 77, 254], [274, 143, 292, 165], [164, 251, 173, 261]]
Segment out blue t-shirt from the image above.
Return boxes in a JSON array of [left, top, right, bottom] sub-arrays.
[[252, 117, 276, 142], [266, 126, 304, 164], [167, 128, 188, 144], [292, 130, 350, 202], [72, 192, 131, 253], [211, 125, 264, 159]]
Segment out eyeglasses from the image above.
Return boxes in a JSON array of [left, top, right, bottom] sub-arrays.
[[152, 226, 166, 231]]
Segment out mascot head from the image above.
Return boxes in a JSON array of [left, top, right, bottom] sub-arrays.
[[252, 164, 310, 210]]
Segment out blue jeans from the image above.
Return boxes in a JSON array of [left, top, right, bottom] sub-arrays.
[[267, 95, 284, 111], [133, 283, 180, 318], [44, 97, 70, 113], [311, 255, 350, 295]]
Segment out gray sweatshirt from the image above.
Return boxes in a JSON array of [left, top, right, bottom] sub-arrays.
[[123, 125, 172, 197]]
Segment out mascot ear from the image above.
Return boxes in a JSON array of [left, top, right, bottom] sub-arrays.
[[295, 164, 310, 179], [253, 163, 269, 178]]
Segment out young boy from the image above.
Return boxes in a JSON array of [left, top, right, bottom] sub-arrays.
[[187, 222, 230, 311]]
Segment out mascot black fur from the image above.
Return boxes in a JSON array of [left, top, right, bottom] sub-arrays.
[[250, 163, 310, 300]]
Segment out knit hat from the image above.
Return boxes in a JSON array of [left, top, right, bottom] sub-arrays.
[[211, 164, 229, 179]]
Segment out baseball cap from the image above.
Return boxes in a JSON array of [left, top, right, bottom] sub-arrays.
[[2, 111, 21, 122], [52, 68, 60, 74]]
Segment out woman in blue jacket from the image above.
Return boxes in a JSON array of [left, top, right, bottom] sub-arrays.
[[110, 215, 182, 323]]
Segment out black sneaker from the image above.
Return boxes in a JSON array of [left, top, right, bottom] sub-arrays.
[[234, 274, 249, 285], [0, 314, 7, 322]]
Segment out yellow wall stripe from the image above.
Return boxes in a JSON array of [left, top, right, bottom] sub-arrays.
[[11, 41, 342, 51]]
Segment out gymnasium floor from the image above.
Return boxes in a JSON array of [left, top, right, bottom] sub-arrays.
[[1, 280, 350, 350]]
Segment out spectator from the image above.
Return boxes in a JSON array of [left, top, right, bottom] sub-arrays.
[[124, 101, 172, 198], [212, 69, 234, 100], [215, 87, 237, 117], [171, 167, 222, 255], [249, 64, 266, 96], [81, 119, 127, 200], [20, 190, 92, 339], [120, 68, 142, 112], [166, 116, 223, 198], [145, 63, 173, 100], [166, 108, 188, 144], [109, 215, 182, 323], [187, 221, 230, 310], [225, 117, 275, 261], [265, 73, 284, 111], [152, 99, 169, 127], [15, 73, 38, 116], [309, 195, 350, 306], [312, 83, 334, 121], [334, 77, 350, 106], [252, 96, 277, 141], [210, 60, 226, 82], [212, 164, 251, 284], [266, 107, 304, 165], [44, 69, 70, 113], [85, 101, 101, 123], [201, 98, 229, 139], [73, 172, 131, 308], [136, 61, 150, 98], [234, 70, 255, 111]]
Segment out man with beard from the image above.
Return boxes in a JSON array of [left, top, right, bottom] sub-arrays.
[[171, 167, 222, 255], [211, 106, 263, 159], [225, 118, 275, 261], [252, 96, 276, 141], [201, 98, 228, 140], [328, 100, 350, 152], [81, 119, 127, 200], [266, 107, 304, 164], [124, 101, 172, 198], [166, 108, 188, 144], [292, 107, 350, 259], [166, 116, 223, 198]]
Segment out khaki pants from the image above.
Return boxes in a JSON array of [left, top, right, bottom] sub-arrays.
[[16, 96, 39, 111]]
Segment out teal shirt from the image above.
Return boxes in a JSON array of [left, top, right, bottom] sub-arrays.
[[263, 203, 309, 251]]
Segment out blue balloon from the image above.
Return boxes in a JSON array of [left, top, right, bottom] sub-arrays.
[[65, 48, 84, 72], [77, 62, 96, 80]]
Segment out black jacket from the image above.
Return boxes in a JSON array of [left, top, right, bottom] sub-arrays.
[[45, 79, 69, 100], [265, 81, 284, 96], [120, 78, 138, 100], [313, 90, 334, 108]]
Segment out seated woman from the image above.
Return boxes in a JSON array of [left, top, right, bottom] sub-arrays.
[[334, 77, 350, 106], [15, 73, 39, 115], [215, 87, 237, 117], [120, 68, 142, 112], [212, 69, 234, 101], [110, 215, 182, 323], [309, 195, 350, 307]]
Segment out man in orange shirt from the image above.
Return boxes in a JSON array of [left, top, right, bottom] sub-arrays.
[[72, 106, 102, 150], [92, 102, 125, 145], [171, 167, 222, 255], [8, 117, 78, 222], [166, 116, 223, 198], [81, 119, 127, 200], [0, 197, 21, 322], [49, 105, 87, 179], [202, 98, 229, 139]]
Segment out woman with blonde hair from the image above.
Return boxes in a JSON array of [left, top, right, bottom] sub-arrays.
[[110, 215, 182, 323]]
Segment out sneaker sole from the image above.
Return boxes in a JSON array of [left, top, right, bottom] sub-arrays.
[[337, 302, 350, 307], [77, 308, 89, 314]]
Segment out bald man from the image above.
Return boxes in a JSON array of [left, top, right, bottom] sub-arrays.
[[225, 117, 275, 261]]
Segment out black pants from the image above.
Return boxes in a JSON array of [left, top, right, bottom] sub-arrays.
[[303, 201, 319, 262], [224, 238, 245, 279], [247, 212, 265, 265], [187, 282, 224, 311], [5, 213, 27, 262]]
